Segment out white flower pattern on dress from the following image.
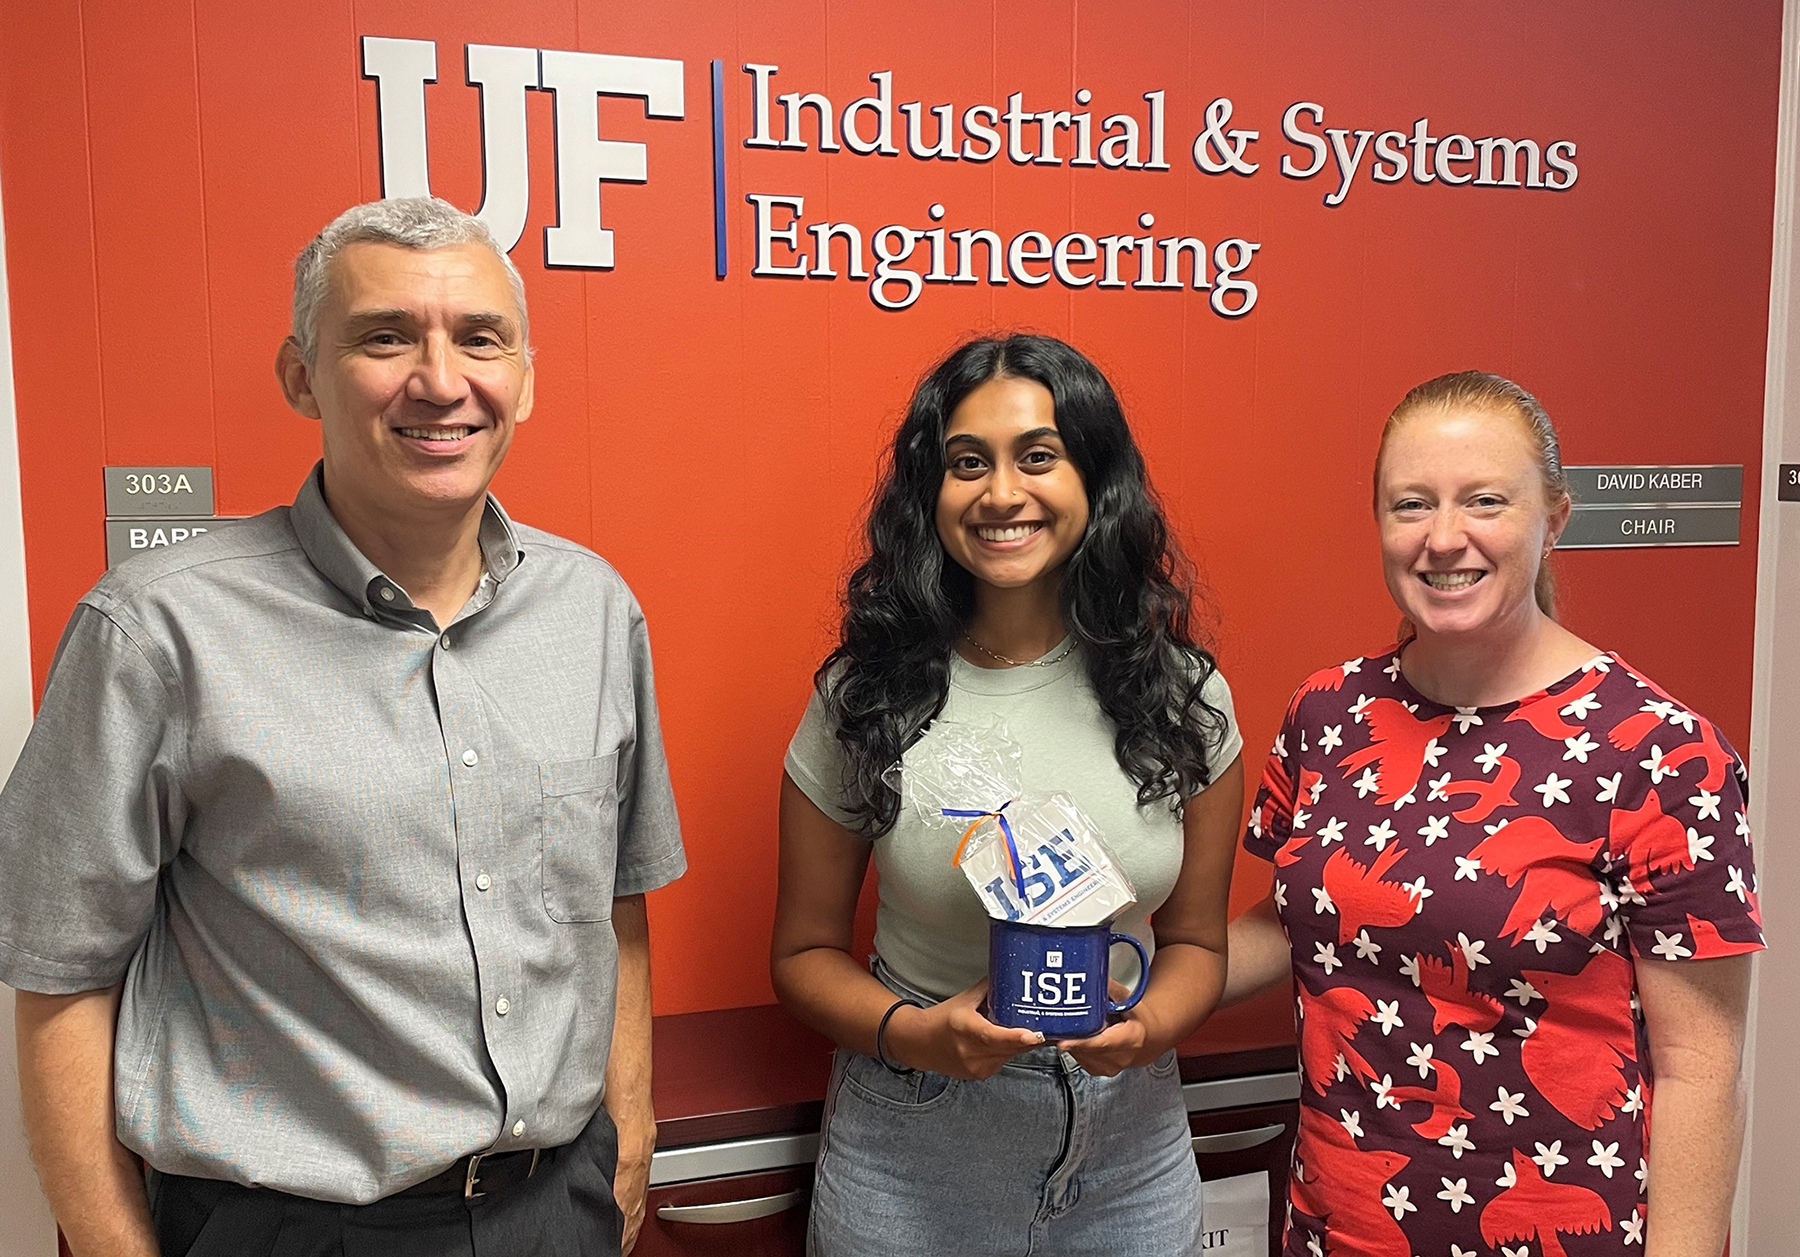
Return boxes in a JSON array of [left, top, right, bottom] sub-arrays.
[[1622, 1209, 1645, 1244], [1371, 1073, 1399, 1109], [1456, 934, 1489, 969], [1490, 1087, 1529, 1124], [1245, 647, 1761, 1255], [1651, 930, 1692, 961], [1505, 978, 1541, 1005], [1726, 866, 1748, 903], [1535, 772, 1572, 806], [1522, 918, 1561, 953], [1405, 1041, 1434, 1078], [1563, 731, 1599, 762], [1461, 1031, 1498, 1064], [1589, 1140, 1625, 1177], [1533, 1139, 1570, 1177], [1687, 827, 1715, 863], [1437, 1177, 1475, 1213]]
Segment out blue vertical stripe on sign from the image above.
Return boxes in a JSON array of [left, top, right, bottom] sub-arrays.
[[711, 59, 727, 278]]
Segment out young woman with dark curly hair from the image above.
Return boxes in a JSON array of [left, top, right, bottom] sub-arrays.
[[772, 334, 1245, 1256]]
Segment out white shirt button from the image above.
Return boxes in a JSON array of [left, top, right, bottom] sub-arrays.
[[378, 587, 395, 602], [512, 1120, 525, 1138], [495, 996, 510, 1016], [462, 749, 479, 768], [440, 634, 452, 649], [475, 872, 492, 892]]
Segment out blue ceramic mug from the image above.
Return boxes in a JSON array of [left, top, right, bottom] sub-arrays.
[[988, 918, 1151, 1039]]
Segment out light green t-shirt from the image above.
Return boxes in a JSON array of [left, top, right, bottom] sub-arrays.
[[783, 646, 1242, 1002]]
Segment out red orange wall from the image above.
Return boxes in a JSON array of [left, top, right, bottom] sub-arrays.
[[0, 0, 1780, 1015]]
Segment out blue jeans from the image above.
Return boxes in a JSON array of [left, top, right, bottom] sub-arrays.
[[808, 970, 1202, 1256]]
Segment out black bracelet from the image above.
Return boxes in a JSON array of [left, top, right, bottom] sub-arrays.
[[876, 997, 923, 1075]]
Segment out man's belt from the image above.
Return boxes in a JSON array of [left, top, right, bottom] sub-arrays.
[[403, 1145, 555, 1199]]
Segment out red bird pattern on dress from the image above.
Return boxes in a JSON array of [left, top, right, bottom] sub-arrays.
[[1655, 719, 1732, 791], [1505, 669, 1606, 741], [1336, 698, 1455, 806], [1482, 1149, 1613, 1257], [1246, 649, 1763, 1256], [1386, 1054, 1475, 1140], [1435, 753, 1523, 824], [1296, 980, 1381, 1095], [1286, 658, 1358, 719], [1519, 950, 1637, 1130], [1415, 947, 1503, 1034], [1290, 1104, 1413, 1257], [1470, 816, 1608, 944], [1606, 789, 1693, 892], [1322, 845, 1419, 945]]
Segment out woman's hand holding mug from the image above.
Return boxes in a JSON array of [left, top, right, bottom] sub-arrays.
[[1058, 979, 1167, 1077], [884, 980, 1044, 1080]]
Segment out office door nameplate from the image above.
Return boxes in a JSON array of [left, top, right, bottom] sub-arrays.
[[104, 517, 239, 567], [1559, 465, 1741, 548], [103, 466, 215, 517]]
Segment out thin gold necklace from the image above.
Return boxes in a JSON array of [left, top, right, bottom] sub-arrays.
[[962, 632, 1076, 669]]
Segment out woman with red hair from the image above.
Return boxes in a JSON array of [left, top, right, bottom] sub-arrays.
[[1227, 371, 1761, 1257]]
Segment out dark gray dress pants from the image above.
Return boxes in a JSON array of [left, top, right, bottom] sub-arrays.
[[150, 1107, 622, 1257]]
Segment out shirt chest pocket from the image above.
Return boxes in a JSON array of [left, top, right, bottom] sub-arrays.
[[538, 753, 620, 923]]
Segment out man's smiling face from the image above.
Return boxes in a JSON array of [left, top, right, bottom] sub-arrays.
[[286, 240, 534, 520]]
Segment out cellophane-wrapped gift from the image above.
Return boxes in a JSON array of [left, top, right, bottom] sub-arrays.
[[885, 719, 1136, 926]]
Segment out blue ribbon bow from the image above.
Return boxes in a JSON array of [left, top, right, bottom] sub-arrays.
[[943, 800, 1027, 898]]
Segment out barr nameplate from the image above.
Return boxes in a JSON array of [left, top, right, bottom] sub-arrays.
[[1565, 464, 1741, 506], [104, 467, 215, 517], [1780, 464, 1800, 502], [1556, 504, 1740, 549], [104, 517, 237, 567]]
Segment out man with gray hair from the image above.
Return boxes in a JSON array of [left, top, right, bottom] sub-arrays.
[[0, 197, 686, 1255]]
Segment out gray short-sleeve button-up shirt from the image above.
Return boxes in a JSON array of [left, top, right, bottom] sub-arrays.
[[0, 465, 686, 1203]]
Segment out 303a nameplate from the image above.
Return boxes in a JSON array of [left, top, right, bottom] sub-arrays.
[[103, 466, 215, 517]]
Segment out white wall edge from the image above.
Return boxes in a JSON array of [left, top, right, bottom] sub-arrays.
[[0, 122, 61, 1257], [1739, 0, 1800, 1252]]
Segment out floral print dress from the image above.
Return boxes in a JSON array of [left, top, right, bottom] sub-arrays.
[[1244, 647, 1763, 1257]]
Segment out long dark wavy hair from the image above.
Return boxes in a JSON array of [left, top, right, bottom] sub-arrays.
[[818, 333, 1226, 836]]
